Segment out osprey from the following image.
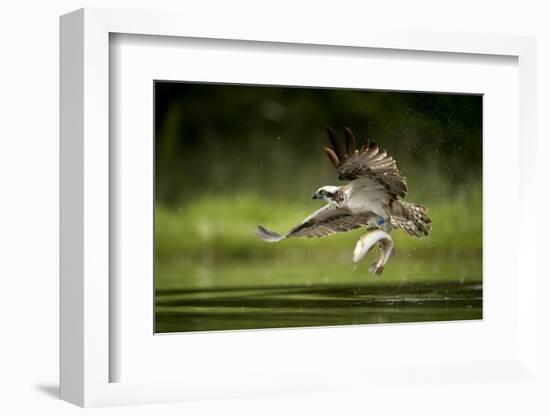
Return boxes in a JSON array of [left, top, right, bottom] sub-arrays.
[[256, 127, 432, 275]]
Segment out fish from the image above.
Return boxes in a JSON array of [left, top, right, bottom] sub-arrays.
[[352, 230, 395, 275]]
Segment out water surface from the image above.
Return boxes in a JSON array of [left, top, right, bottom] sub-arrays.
[[155, 281, 482, 333]]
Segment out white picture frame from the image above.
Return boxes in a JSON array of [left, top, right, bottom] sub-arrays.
[[60, 7, 538, 408]]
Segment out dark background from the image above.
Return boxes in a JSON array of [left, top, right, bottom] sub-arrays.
[[155, 82, 482, 206]]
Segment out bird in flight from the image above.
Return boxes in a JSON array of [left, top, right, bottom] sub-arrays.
[[256, 127, 431, 275]]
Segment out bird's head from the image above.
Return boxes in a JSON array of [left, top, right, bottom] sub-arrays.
[[312, 185, 341, 204]]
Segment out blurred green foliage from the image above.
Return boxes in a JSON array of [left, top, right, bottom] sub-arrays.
[[154, 82, 482, 290], [155, 184, 481, 290]]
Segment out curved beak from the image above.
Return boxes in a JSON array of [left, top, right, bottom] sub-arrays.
[[312, 192, 320, 200]]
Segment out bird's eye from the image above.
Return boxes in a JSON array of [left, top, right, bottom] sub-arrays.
[[320, 190, 326, 195]]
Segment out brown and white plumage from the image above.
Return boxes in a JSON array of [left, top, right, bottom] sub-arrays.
[[256, 204, 377, 241], [256, 126, 431, 274], [323, 127, 431, 238], [325, 126, 407, 199]]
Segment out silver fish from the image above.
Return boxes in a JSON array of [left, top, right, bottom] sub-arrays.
[[352, 230, 395, 275]]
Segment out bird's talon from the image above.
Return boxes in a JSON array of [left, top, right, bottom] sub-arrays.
[[368, 263, 384, 276]]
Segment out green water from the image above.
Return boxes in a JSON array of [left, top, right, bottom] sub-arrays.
[[155, 281, 482, 333]]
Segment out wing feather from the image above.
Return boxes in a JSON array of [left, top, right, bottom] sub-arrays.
[[326, 126, 345, 162], [324, 127, 408, 199], [344, 127, 357, 156], [257, 204, 375, 241], [323, 147, 340, 168]]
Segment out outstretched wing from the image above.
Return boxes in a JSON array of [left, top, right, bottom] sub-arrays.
[[256, 204, 375, 242], [324, 127, 408, 199]]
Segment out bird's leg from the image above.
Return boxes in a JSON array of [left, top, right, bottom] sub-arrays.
[[366, 214, 392, 232], [353, 230, 394, 275]]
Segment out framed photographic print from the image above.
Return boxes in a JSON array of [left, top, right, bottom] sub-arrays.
[[60, 7, 540, 408]]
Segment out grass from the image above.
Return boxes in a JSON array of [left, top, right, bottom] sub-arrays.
[[155, 182, 482, 290]]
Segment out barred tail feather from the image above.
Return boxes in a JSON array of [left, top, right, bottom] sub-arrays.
[[256, 225, 285, 242], [390, 201, 432, 237]]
